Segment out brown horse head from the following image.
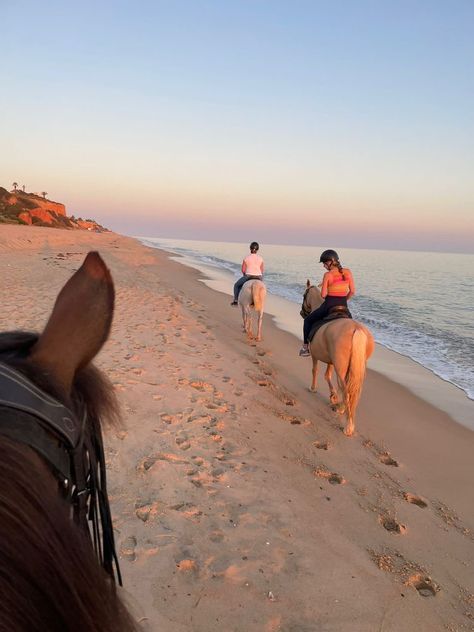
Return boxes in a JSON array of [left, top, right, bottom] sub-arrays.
[[0, 252, 136, 631]]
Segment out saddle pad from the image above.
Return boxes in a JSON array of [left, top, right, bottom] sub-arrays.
[[308, 309, 352, 343]]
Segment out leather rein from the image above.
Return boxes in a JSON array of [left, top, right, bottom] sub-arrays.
[[0, 362, 122, 585]]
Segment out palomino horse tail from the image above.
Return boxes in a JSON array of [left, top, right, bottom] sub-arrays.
[[252, 281, 265, 312], [345, 327, 367, 431]]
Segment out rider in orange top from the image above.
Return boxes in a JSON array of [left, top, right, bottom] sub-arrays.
[[299, 249, 355, 356]]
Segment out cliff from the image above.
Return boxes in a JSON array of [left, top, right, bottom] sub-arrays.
[[0, 188, 108, 232]]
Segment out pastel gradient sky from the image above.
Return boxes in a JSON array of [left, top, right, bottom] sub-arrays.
[[2, 1, 473, 252]]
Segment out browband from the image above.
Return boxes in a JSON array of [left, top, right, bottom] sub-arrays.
[[0, 362, 81, 449]]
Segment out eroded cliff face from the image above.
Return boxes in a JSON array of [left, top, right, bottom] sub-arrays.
[[0, 187, 107, 232]]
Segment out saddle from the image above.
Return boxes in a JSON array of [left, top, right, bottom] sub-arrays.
[[308, 306, 352, 342]]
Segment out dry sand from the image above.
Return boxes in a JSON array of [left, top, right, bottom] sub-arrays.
[[1, 225, 473, 632]]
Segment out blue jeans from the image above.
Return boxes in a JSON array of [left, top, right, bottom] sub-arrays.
[[233, 275, 263, 301]]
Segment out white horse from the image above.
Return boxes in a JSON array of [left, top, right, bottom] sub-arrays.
[[238, 280, 267, 342]]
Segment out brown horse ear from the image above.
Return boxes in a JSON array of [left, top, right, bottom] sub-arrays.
[[306, 279, 311, 288], [29, 252, 114, 394]]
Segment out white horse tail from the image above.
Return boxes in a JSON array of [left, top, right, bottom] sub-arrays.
[[345, 327, 367, 425], [252, 282, 265, 312]]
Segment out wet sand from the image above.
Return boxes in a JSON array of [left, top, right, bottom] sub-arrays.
[[1, 224, 473, 631]]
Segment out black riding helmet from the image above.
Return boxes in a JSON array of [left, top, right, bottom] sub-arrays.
[[319, 249, 339, 263], [250, 241, 259, 252]]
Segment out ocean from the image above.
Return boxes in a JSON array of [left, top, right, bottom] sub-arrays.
[[140, 237, 474, 402]]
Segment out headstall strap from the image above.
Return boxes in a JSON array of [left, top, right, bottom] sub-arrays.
[[0, 362, 122, 585]]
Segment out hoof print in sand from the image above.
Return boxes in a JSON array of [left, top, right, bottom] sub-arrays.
[[314, 467, 345, 485], [379, 515, 407, 535], [379, 452, 399, 467], [135, 501, 159, 523], [138, 453, 188, 471], [160, 412, 184, 425], [403, 492, 428, 508], [313, 440, 330, 450], [175, 436, 191, 450], [406, 574, 439, 597]]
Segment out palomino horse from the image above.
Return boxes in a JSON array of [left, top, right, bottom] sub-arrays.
[[0, 253, 135, 631], [238, 279, 267, 342], [301, 280, 374, 436]]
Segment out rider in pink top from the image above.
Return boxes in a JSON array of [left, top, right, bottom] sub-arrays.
[[231, 242, 265, 305]]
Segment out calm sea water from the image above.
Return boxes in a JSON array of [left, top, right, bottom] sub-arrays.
[[140, 237, 474, 401]]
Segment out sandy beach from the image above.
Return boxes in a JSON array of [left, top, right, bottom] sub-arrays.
[[1, 225, 473, 632]]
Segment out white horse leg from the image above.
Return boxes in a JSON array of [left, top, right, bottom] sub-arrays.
[[240, 305, 247, 333], [310, 357, 318, 392], [325, 364, 338, 407], [245, 307, 253, 339]]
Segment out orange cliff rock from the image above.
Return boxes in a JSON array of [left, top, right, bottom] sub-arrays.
[[0, 187, 108, 232]]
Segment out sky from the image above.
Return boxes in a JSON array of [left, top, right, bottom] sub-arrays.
[[1, 0, 473, 252]]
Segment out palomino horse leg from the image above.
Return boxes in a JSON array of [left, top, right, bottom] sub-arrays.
[[324, 364, 338, 407], [310, 357, 318, 392], [256, 310, 263, 342]]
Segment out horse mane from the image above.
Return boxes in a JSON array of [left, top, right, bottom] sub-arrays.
[[0, 332, 136, 631]]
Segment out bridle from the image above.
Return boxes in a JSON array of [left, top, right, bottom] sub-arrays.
[[0, 361, 122, 585]]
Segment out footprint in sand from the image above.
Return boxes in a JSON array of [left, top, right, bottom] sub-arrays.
[[406, 574, 439, 597], [175, 436, 191, 450], [314, 467, 345, 485], [135, 501, 161, 523], [403, 492, 428, 508], [138, 453, 189, 471], [160, 412, 185, 425], [313, 440, 330, 450], [379, 453, 399, 467], [120, 536, 137, 561], [379, 515, 407, 535]]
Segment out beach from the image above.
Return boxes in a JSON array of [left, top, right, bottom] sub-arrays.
[[1, 225, 473, 631]]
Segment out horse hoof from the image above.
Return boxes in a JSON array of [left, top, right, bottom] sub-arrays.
[[309, 386, 317, 393], [343, 427, 354, 437], [255, 337, 261, 342]]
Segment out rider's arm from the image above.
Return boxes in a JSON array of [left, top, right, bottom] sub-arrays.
[[241, 259, 247, 274], [320, 272, 330, 298], [260, 259, 265, 274], [346, 269, 355, 299]]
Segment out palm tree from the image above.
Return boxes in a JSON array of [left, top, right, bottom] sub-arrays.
[[12, 182, 18, 191], [41, 192, 48, 199]]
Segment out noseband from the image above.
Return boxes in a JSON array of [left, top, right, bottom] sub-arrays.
[[0, 362, 122, 585]]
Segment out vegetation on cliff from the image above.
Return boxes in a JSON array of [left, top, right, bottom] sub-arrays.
[[0, 186, 108, 232]]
